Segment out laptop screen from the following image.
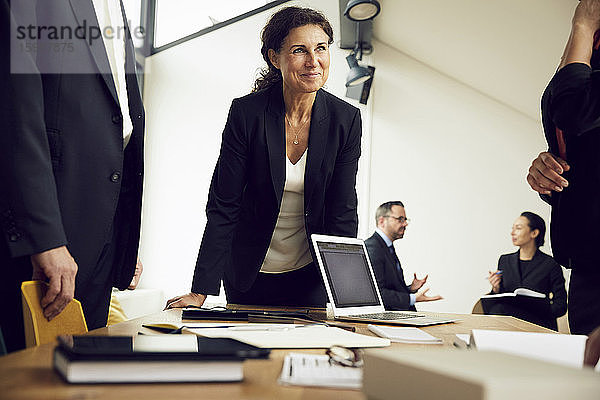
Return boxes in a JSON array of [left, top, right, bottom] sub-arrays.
[[315, 240, 380, 308]]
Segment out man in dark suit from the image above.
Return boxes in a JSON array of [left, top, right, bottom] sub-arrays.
[[364, 201, 442, 311], [0, 0, 144, 352]]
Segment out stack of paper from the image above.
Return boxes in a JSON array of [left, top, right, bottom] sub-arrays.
[[469, 329, 588, 368], [278, 352, 362, 389], [367, 325, 442, 344]]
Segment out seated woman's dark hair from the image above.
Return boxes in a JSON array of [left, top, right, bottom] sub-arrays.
[[520, 211, 546, 248], [252, 6, 334, 92]]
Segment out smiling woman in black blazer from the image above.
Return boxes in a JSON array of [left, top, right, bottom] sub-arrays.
[[487, 212, 567, 330], [166, 6, 361, 308]]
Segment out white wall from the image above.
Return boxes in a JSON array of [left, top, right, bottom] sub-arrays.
[[375, 0, 577, 122], [138, 0, 371, 303], [367, 40, 552, 313]]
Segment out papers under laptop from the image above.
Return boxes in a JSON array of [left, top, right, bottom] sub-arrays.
[[311, 234, 457, 327]]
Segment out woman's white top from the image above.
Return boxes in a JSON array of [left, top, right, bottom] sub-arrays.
[[260, 150, 313, 273]]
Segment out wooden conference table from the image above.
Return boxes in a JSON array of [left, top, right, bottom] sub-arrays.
[[0, 308, 553, 400]]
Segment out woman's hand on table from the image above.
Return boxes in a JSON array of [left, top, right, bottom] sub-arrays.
[[164, 293, 207, 309]]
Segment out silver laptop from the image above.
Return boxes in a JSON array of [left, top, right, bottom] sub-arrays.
[[311, 234, 457, 326]]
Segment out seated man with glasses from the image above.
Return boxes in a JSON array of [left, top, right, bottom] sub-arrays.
[[364, 201, 442, 311]]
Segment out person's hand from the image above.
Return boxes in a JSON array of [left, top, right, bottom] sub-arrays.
[[573, 0, 600, 33], [488, 270, 502, 294], [409, 273, 428, 293], [165, 293, 207, 309], [584, 326, 600, 367], [526, 152, 570, 195], [415, 288, 442, 302], [30, 245, 78, 321], [128, 258, 143, 290]]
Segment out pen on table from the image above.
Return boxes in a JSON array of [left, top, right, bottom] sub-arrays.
[[226, 325, 298, 331], [185, 325, 295, 331], [142, 324, 300, 334], [142, 324, 238, 334]]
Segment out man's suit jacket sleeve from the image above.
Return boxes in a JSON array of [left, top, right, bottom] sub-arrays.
[[549, 63, 600, 136], [192, 99, 248, 295], [323, 108, 361, 237], [365, 237, 412, 310], [0, 0, 67, 257]]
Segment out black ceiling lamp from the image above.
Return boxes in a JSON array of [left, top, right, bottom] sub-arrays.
[[343, 0, 381, 88], [345, 54, 372, 87], [344, 0, 381, 22]]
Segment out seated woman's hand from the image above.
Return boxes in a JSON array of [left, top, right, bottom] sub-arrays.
[[488, 270, 502, 293], [164, 293, 207, 309]]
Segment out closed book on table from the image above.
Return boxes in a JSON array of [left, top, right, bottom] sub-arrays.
[[362, 348, 600, 400], [53, 335, 270, 383]]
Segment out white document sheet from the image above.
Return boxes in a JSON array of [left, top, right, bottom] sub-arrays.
[[186, 325, 391, 349], [481, 287, 545, 299], [278, 352, 362, 389]]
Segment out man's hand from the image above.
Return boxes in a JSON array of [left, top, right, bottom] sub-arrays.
[[526, 152, 570, 195], [30, 245, 78, 321], [415, 288, 443, 303], [165, 293, 207, 309], [409, 273, 428, 293], [128, 258, 143, 290], [584, 326, 600, 367], [488, 270, 502, 294]]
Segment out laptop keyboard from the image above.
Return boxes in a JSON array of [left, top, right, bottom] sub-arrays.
[[352, 312, 425, 320]]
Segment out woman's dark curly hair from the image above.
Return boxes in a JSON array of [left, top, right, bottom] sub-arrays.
[[252, 6, 334, 92]]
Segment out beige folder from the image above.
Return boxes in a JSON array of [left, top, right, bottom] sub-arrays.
[[362, 348, 600, 400]]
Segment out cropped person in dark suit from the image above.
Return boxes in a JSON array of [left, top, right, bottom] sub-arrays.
[[487, 212, 567, 330], [166, 6, 361, 309], [526, 0, 600, 335], [0, 0, 144, 352], [364, 201, 442, 311]]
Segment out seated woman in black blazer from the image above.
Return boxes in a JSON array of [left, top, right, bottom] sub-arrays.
[[487, 212, 567, 330], [165, 6, 362, 309]]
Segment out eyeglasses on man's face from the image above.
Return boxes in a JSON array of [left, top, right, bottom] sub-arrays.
[[384, 215, 410, 225]]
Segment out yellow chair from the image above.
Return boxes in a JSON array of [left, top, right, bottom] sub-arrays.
[[107, 290, 128, 326], [21, 281, 87, 347]]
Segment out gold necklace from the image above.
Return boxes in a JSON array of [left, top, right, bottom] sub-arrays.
[[285, 114, 310, 145]]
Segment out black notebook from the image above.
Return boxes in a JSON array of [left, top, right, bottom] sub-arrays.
[[480, 290, 556, 330], [54, 335, 270, 383], [181, 308, 314, 322]]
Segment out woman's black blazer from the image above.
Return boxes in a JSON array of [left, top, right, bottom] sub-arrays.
[[192, 84, 362, 294], [497, 250, 567, 318]]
